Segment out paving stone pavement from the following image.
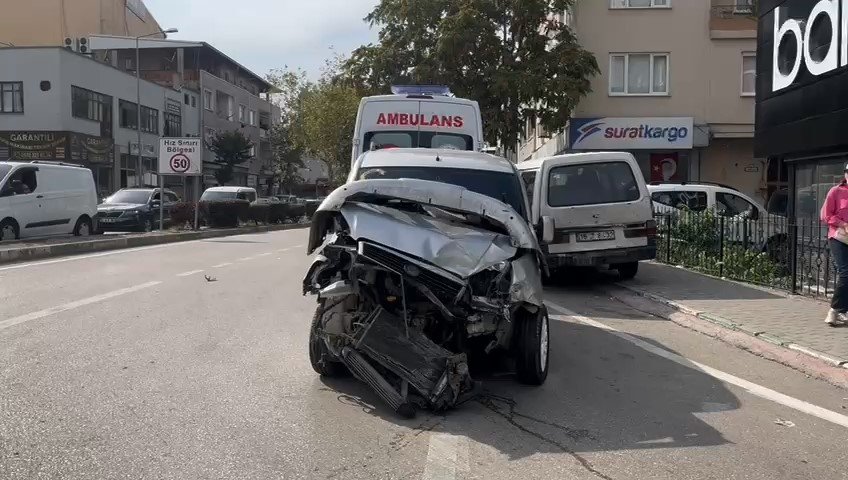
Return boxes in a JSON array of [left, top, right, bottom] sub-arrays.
[[623, 262, 848, 361]]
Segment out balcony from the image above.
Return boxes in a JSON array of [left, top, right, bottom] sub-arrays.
[[710, 3, 757, 39]]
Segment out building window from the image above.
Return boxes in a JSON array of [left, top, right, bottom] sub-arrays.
[[609, 53, 669, 95], [610, 0, 669, 8], [72, 86, 112, 122], [184, 93, 190, 105], [734, 0, 754, 14], [249, 110, 257, 126], [141, 106, 159, 134], [239, 104, 246, 122], [203, 89, 214, 111], [0, 82, 23, 113], [119, 99, 138, 129], [741, 53, 756, 97], [164, 112, 182, 137]]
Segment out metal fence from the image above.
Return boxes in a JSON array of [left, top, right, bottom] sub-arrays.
[[654, 209, 835, 299]]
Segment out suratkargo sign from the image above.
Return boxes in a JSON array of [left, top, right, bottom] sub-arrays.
[[376, 113, 465, 128], [772, 0, 848, 92], [158, 138, 202, 175]]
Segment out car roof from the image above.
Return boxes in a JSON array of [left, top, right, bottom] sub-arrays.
[[517, 151, 637, 170], [204, 186, 256, 192], [358, 148, 515, 174], [362, 95, 478, 106]]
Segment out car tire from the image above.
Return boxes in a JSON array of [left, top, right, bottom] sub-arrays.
[[139, 217, 153, 233], [0, 219, 19, 242], [617, 262, 639, 280], [73, 216, 93, 237], [515, 307, 550, 385], [309, 300, 348, 377]]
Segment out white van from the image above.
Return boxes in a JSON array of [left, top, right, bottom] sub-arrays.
[[351, 86, 484, 166], [516, 152, 656, 279], [200, 186, 258, 203], [0, 161, 98, 241]]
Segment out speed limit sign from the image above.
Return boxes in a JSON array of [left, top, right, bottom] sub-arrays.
[[159, 138, 202, 175], [169, 153, 191, 173]]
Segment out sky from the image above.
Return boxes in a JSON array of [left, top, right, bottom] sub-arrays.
[[143, 0, 379, 79]]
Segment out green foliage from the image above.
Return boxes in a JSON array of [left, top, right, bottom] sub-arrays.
[[657, 210, 784, 286], [200, 200, 250, 228], [247, 203, 271, 225], [169, 202, 195, 227], [340, 0, 599, 149], [208, 130, 254, 186]]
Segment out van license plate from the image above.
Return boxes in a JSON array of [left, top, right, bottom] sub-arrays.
[[577, 231, 614, 242]]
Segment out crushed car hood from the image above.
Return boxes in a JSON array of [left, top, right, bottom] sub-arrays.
[[340, 202, 517, 278], [308, 179, 540, 262]]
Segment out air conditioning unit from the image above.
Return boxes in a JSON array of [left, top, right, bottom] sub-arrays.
[[76, 37, 90, 54], [63, 37, 75, 51]]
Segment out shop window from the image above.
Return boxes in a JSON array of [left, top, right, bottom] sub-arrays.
[[610, 53, 669, 95]]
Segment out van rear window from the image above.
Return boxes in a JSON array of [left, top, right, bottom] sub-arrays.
[[365, 131, 473, 151], [547, 162, 640, 207]]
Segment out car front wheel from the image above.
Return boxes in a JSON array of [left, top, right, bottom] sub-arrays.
[[515, 307, 550, 385], [309, 300, 348, 377]]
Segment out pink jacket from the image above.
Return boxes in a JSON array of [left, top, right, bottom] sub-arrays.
[[821, 184, 848, 239]]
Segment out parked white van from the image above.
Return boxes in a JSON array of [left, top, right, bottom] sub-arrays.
[[200, 186, 258, 203], [0, 161, 98, 241], [516, 152, 656, 279], [351, 86, 484, 166]]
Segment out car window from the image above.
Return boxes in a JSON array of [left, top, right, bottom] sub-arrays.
[[651, 191, 707, 211], [364, 131, 473, 151], [520, 170, 537, 203], [716, 192, 756, 217], [367, 132, 414, 150], [245, 191, 257, 203], [5, 168, 38, 195], [106, 190, 152, 204], [547, 162, 639, 207], [200, 191, 236, 201], [166, 192, 179, 203]]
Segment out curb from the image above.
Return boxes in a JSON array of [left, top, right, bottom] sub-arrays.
[[0, 223, 309, 265], [612, 282, 848, 369]]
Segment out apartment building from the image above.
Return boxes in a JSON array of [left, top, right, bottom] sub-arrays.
[[0, 0, 164, 48], [88, 35, 282, 194], [519, 1, 765, 202], [0, 47, 199, 197]]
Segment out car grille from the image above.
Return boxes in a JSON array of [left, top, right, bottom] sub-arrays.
[[98, 211, 124, 218], [359, 242, 465, 301]]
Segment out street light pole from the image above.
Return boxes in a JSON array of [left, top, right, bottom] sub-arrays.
[[135, 29, 178, 189]]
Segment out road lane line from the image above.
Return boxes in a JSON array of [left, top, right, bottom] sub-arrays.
[[545, 300, 848, 430], [237, 256, 256, 262], [212, 262, 233, 268], [423, 433, 467, 480], [176, 269, 204, 277], [257, 252, 272, 257], [0, 281, 162, 332]]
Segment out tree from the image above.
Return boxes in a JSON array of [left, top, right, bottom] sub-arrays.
[[208, 130, 254, 186], [269, 123, 304, 194], [341, 0, 599, 150]]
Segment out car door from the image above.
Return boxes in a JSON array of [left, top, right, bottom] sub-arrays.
[[3, 167, 56, 239]]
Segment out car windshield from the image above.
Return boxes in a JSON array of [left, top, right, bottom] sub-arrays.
[[365, 131, 474, 151], [104, 190, 151, 204], [201, 191, 238, 201], [358, 166, 526, 218]]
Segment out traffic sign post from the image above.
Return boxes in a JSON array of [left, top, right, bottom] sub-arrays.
[[158, 138, 203, 231]]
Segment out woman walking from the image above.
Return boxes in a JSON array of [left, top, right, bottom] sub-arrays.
[[821, 165, 848, 326]]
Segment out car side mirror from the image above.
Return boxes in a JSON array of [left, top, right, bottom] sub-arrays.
[[541, 216, 555, 244]]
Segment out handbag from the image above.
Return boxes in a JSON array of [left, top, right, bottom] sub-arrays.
[[835, 228, 848, 245]]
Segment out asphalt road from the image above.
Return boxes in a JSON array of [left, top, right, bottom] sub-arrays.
[[2, 228, 848, 479]]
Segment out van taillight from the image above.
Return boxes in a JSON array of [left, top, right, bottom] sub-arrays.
[[624, 220, 657, 238]]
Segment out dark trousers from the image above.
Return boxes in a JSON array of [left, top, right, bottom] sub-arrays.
[[831, 238, 848, 312]]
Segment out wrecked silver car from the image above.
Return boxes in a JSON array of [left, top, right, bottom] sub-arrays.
[[303, 178, 549, 418]]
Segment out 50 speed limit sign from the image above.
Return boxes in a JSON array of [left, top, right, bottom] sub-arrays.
[[158, 138, 202, 175]]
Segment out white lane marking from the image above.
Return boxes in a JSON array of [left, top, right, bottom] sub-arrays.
[[423, 433, 468, 480], [212, 262, 233, 268], [237, 256, 256, 262], [0, 281, 162, 332], [0, 243, 199, 272], [257, 252, 272, 257], [545, 301, 848, 430], [176, 269, 204, 277]]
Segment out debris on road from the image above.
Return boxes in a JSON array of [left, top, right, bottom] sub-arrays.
[[205, 275, 217, 282], [774, 419, 795, 428]]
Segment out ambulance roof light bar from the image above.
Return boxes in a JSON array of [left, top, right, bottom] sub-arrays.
[[391, 85, 452, 97]]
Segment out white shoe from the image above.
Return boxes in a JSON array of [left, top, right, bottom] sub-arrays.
[[826, 309, 846, 326]]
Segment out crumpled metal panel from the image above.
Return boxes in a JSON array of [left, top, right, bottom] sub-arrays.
[[309, 179, 539, 254], [509, 253, 544, 307], [340, 202, 517, 278]]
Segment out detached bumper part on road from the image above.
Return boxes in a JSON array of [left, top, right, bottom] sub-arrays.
[[546, 246, 657, 268]]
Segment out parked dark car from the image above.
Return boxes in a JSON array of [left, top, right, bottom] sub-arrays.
[[97, 188, 180, 232]]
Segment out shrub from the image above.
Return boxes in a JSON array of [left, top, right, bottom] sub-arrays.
[[200, 200, 249, 228], [268, 203, 288, 223], [247, 203, 271, 225], [169, 202, 196, 228]]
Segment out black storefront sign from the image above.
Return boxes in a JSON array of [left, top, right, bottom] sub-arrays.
[[0, 131, 114, 164], [756, 0, 848, 159]]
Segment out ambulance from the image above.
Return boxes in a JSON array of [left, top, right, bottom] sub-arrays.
[[351, 86, 484, 166]]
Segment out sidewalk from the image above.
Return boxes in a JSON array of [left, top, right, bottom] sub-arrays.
[[616, 262, 848, 366]]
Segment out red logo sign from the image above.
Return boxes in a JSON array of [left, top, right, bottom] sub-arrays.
[[650, 153, 680, 183], [169, 153, 191, 173], [376, 113, 465, 128]]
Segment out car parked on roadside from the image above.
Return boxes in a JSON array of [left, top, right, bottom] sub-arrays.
[[0, 161, 98, 241], [97, 188, 180, 232], [200, 186, 258, 203]]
